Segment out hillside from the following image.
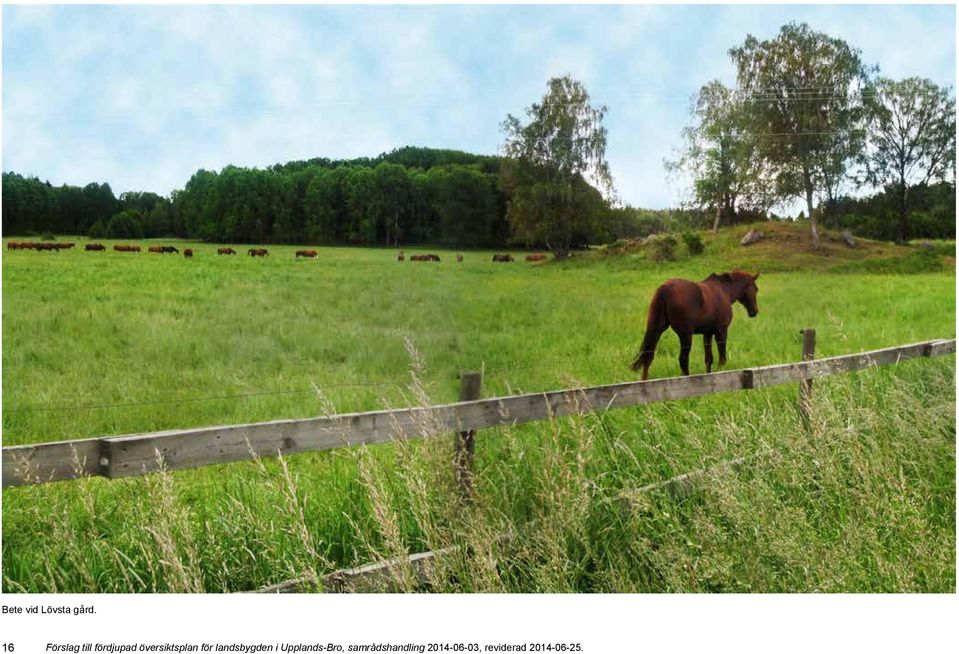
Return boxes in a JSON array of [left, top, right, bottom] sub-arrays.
[[593, 220, 956, 274]]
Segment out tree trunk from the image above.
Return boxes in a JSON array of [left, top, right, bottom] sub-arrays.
[[897, 182, 909, 245], [712, 204, 721, 232], [805, 180, 821, 250]]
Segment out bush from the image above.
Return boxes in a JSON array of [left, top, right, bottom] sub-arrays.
[[682, 230, 704, 255], [647, 234, 677, 262], [40, 231, 55, 241], [88, 219, 107, 239], [105, 210, 145, 239]]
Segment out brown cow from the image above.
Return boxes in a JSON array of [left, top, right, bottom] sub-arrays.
[[184, 248, 193, 258], [148, 245, 164, 253], [456, 254, 464, 262], [53, 243, 75, 250], [525, 254, 548, 262], [113, 245, 140, 252], [492, 254, 515, 262], [85, 243, 106, 251], [248, 248, 269, 257], [410, 254, 440, 262], [217, 247, 236, 255], [7, 242, 18, 250], [36, 243, 58, 251], [397, 251, 405, 261], [295, 250, 318, 258]]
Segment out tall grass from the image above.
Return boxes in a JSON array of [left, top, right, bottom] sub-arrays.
[[3, 356, 953, 592]]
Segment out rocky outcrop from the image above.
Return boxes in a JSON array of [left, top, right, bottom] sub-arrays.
[[740, 229, 763, 246]]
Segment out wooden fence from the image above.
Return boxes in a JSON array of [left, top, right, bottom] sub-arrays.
[[3, 336, 955, 489]]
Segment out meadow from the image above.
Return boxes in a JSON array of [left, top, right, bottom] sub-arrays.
[[2, 225, 956, 592]]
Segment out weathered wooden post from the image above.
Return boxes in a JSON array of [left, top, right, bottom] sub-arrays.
[[799, 328, 816, 428], [455, 371, 482, 501]]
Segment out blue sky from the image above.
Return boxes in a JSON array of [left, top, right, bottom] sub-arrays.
[[2, 3, 955, 210]]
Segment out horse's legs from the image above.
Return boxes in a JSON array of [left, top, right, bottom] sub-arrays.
[[716, 328, 728, 367], [704, 333, 714, 374], [639, 323, 669, 381], [678, 331, 693, 376]]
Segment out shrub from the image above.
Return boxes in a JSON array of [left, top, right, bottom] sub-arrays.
[[88, 219, 107, 239], [40, 231, 56, 241], [647, 234, 677, 262], [682, 230, 704, 255], [105, 210, 145, 239]]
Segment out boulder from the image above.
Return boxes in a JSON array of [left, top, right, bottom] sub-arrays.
[[840, 229, 857, 248], [740, 229, 763, 246]]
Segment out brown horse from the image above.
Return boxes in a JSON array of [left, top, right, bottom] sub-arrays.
[[630, 271, 760, 380]]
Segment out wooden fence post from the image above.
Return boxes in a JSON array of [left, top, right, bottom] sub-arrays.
[[799, 328, 816, 428], [455, 371, 482, 501]]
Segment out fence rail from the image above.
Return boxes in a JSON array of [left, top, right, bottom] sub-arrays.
[[3, 338, 955, 489]]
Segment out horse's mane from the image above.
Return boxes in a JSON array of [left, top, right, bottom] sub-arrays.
[[705, 271, 755, 285], [704, 272, 733, 283]]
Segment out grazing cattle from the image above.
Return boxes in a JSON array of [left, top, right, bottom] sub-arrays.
[[397, 251, 405, 261], [148, 246, 164, 253], [525, 254, 548, 262], [36, 243, 59, 251], [630, 271, 760, 380], [85, 243, 106, 251], [163, 246, 179, 254], [410, 254, 441, 262], [53, 243, 75, 250], [7, 242, 18, 250], [248, 248, 269, 257], [456, 254, 464, 262], [492, 254, 515, 262], [113, 245, 140, 252], [217, 247, 236, 255], [184, 249, 193, 258], [295, 250, 318, 259]]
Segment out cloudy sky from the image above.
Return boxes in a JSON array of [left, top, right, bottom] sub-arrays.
[[2, 3, 955, 209]]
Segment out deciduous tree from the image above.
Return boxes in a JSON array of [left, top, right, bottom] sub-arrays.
[[501, 76, 613, 257], [860, 77, 956, 243], [730, 22, 870, 248]]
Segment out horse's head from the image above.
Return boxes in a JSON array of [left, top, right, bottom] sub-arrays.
[[734, 271, 760, 317]]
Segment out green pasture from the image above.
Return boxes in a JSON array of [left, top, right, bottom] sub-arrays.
[[2, 229, 955, 592]]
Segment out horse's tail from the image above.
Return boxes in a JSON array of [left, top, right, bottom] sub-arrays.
[[630, 287, 667, 372]]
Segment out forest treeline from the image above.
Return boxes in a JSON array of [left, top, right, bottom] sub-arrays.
[[2, 148, 514, 247], [3, 145, 954, 246]]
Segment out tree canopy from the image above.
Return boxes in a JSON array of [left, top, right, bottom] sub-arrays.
[[666, 81, 775, 231], [729, 22, 871, 248], [860, 77, 956, 242], [501, 76, 614, 257]]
